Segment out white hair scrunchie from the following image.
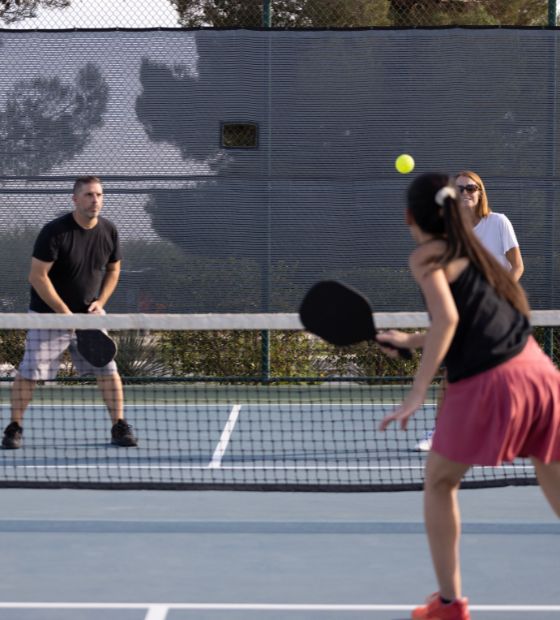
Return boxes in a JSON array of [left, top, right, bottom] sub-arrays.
[[435, 186, 456, 206]]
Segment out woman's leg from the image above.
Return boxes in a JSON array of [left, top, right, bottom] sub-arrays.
[[531, 457, 560, 517], [423, 451, 470, 600]]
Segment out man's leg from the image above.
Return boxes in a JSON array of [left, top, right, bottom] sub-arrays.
[[96, 373, 123, 424], [96, 373, 137, 447], [3, 326, 70, 450], [10, 374, 36, 424], [2, 374, 36, 449]]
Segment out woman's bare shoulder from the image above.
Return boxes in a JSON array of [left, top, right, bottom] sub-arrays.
[[409, 239, 446, 269]]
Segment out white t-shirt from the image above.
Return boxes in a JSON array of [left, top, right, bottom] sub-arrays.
[[473, 212, 519, 270]]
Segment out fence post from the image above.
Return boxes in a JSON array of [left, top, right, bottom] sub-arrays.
[[263, 0, 271, 28], [549, 1, 558, 26], [546, 0, 558, 362], [261, 0, 272, 381]]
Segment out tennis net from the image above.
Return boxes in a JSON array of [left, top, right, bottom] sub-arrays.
[[0, 311, 556, 491]]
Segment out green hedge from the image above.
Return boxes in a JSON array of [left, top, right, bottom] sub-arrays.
[[1, 327, 558, 379]]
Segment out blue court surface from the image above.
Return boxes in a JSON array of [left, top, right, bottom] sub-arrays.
[[0, 394, 558, 619], [0, 484, 558, 619]]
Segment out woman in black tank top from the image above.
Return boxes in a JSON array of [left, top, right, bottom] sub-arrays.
[[375, 173, 560, 620]]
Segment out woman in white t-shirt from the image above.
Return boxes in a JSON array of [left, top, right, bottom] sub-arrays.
[[455, 170, 524, 281], [415, 171, 525, 452]]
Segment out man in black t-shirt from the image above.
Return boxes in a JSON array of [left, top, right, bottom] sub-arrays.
[[2, 176, 137, 449]]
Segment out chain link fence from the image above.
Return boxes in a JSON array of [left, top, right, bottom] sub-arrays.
[[0, 0, 557, 28], [0, 0, 559, 379]]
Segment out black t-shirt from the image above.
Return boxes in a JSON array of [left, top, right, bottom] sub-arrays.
[[444, 264, 531, 382], [30, 213, 122, 313]]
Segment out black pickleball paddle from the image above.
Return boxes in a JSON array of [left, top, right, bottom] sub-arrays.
[[76, 329, 118, 367], [299, 280, 413, 360]]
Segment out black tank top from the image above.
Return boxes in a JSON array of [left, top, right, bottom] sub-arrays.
[[444, 263, 531, 382]]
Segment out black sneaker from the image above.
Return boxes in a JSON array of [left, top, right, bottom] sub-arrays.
[[2, 422, 23, 450], [111, 419, 138, 447]]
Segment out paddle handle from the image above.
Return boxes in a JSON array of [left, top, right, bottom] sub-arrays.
[[395, 346, 413, 360], [375, 338, 413, 360]]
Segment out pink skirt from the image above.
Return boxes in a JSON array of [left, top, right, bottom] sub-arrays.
[[432, 336, 560, 466]]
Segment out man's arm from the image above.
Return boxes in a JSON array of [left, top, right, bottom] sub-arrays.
[[88, 260, 121, 313], [28, 258, 72, 314]]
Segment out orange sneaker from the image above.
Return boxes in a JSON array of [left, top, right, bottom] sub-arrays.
[[412, 593, 471, 620]]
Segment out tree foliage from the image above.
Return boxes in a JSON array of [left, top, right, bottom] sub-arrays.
[[171, 0, 391, 28], [170, 0, 548, 28], [0, 0, 69, 23], [0, 63, 109, 176], [389, 0, 547, 26], [0, 0, 550, 28]]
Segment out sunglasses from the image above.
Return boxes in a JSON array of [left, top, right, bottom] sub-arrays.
[[457, 184, 480, 195]]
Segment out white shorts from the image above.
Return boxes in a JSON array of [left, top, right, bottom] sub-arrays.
[[18, 322, 118, 381]]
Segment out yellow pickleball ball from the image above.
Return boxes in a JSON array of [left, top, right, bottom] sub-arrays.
[[395, 154, 415, 174]]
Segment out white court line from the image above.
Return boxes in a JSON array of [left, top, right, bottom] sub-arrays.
[[208, 404, 242, 468], [0, 602, 559, 613], [144, 604, 168, 620]]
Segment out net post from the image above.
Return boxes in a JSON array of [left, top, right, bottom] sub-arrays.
[[544, 327, 555, 360], [261, 330, 271, 380]]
